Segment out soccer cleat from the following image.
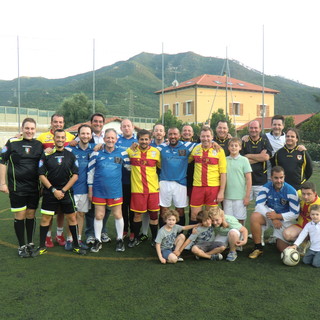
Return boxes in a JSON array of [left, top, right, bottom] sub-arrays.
[[31, 246, 47, 257], [101, 233, 111, 243], [73, 247, 86, 255], [90, 240, 102, 253], [129, 233, 135, 241], [18, 245, 30, 258], [128, 238, 140, 248], [45, 236, 54, 248], [236, 246, 243, 252], [86, 235, 95, 245], [64, 240, 73, 251], [55, 234, 66, 246], [226, 251, 238, 262], [177, 257, 184, 262], [210, 253, 223, 261], [249, 249, 263, 259], [26, 243, 35, 254], [78, 240, 89, 250], [115, 239, 125, 252], [138, 233, 149, 242], [298, 240, 310, 257]]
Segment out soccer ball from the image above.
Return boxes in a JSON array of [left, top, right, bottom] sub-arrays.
[[281, 247, 300, 266]]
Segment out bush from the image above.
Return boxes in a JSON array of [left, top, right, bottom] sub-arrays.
[[304, 142, 320, 161]]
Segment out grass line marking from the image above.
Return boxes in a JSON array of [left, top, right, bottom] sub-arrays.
[[0, 208, 10, 214]]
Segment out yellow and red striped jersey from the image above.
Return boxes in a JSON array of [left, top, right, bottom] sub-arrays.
[[37, 130, 75, 149], [297, 194, 320, 226], [189, 145, 227, 187], [127, 146, 160, 194]]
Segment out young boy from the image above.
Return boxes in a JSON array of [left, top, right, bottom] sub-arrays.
[[223, 137, 252, 225], [155, 209, 195, 264], [288, 204, 320, 268], [210, 207, 248, 262], [177, 210, 223, 261]]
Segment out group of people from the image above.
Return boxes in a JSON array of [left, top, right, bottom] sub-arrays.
[[1, 113, 319, 267]]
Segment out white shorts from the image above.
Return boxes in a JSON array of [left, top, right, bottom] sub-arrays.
[[214, 229, 241, 247], [74, 194, 90, 213], [255, 204, 294, 242], [159, 181, 188, 208], [223, 199, 247, 220], [250, 185, 264, 201]]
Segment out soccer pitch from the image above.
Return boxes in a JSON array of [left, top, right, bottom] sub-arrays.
[[1, 166, 320, 319]]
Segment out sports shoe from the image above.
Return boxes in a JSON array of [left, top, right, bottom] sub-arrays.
[[177, 257, 184, 262], [101, 233, 111, 243], [18, 245, 30, 258], [129, 232, 135, 241], [138, 233, 149, 242], [249, 249, 263, 259], [31, 246, 47, 257], [151, 239, 156, 247], [73, 247, 86, 255], [90, 240, 102, 253], [45, 236, 54, 248], [210, 253, 223, 261], [236, 246, 243, 252], [123, 231, 128, 239], [267, 235, 277, 245], [55, 234, 66, 246], [115, 239, 125, 252], [226, 251, 238, 262], [64, 240, 73, 251], [86, 235, 95, 245], [298, 240, 310, 257], [78, 240, 89, 250], [128, 238, 140, 248], [26, 243, 35, 254]]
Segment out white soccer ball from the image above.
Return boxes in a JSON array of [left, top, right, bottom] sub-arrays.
[[281, 247, 300, 266]]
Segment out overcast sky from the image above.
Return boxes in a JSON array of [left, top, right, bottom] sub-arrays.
[[1, 0, 319, 88]]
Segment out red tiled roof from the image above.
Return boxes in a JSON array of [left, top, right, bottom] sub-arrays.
[[155, 74, 279, 94], [236, 113, 317, 131]]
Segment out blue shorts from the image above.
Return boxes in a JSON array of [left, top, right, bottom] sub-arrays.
[[161, 246, 176, 260]]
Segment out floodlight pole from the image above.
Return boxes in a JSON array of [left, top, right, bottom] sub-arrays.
[[262, 25, 265, 133], [161, 42, 165, 125], [92, 38, 96, 114], [17, 35, 21, 131]]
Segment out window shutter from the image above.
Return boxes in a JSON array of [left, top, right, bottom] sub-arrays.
[[190, 101, 194, 114], [173, 103, 176, 116], [257, 105, 260, 116], [266, 105, 270, 117], [183, 102, 186, 115], [229, 103, 233, 115], [164, 105, 169, 112], [240, 103, 244, 115]]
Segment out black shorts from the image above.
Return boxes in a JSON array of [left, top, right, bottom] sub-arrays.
[[41, 192, 77, 215], [9, 192, 40, 212]]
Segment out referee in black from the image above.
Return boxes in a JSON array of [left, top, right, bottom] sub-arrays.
[[33, 129, 86, 256], [0, 118, 43, 257]]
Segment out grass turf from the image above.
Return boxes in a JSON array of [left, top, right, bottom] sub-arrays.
[[1, 164, 320, 319]]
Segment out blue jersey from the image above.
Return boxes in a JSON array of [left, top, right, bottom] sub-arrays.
[[256, 181, 300, 221], [65, 143, 94, 195], [87, 146, 130, 199], [157, 141, 194, 185], [116, 134, 137, 184]]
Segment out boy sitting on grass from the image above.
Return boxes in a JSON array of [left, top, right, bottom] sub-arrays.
[[155, 209, 196, 264], [288, 204, 320, 268], [210, 207, 248, 262], [176, 210, 223, 261]]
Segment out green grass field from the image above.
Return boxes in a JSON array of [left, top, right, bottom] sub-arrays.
[[1, 165, 320, 320]]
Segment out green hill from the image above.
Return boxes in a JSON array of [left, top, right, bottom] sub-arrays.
[[0, 52, 319, 117]]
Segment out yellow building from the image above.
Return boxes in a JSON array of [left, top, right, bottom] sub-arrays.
[[155, 74, 279, 128]]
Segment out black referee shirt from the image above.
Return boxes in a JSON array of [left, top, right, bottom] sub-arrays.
[[214, 136, 230, 156], [241, 136, 273, 186], [0, 138, 43, 195], [39, 148, 78, 194], [273, 146, 313, 190]]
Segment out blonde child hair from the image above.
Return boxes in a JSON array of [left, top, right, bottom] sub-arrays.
[[163, 209, 180, 223]]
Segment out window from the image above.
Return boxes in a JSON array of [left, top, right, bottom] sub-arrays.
[[257, 104, 269, 117], [185, 101, 193, 115], [229, 102, 243, 116], [163, 104, 169, 113], [173, 102, 179, 116]]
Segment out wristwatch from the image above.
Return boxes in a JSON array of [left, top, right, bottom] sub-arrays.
[[51, 187, 57, 193]]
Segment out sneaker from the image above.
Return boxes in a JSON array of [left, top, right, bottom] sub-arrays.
[[267, 235, 277, 245], [177, 257, 184, 262], [79, 240, 89, 250], [128, 238, 140, 248], [86, 235, 95, 245], [298, 240, 310, 257], [31, 246, 47, 257], [249, 249, 263, 259], [211, 253, 223, 261], [64, 240, 73, 251], [45, 236, 54, 248], [226, 251, 238, 262], [138, 233, 149, 242], [55, 234, 66, 246], [236, 246, 243, 252], [101, 233, 111, 243], [18, 245, 30, 258], [115, 239, 125, 252], [90, 240, 102, 253], [73, 247, 86, 255], [26, 243, 35, 254], [129, 232, 135, 241], [195, 255, 200, 260]]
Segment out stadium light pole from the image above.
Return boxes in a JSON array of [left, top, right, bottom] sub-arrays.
[[92, 38, 96, 114], [161, 42, 164, 125], [17, 35, 21, 131], [261, 25, 265, 133]]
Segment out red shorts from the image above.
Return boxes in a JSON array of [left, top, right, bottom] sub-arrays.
[[295, 216, 309, 229], [131, 193, 159, 213], [92, 196, 123, 207], [190, 186, 219, 207]]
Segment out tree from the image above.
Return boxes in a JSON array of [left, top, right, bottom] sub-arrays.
[[284, 116, 295, 132], [300, 113, 320, 143], [58, 93, 107, 128], [210, 108, 236, 136], [156, 110, 184, 133]]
